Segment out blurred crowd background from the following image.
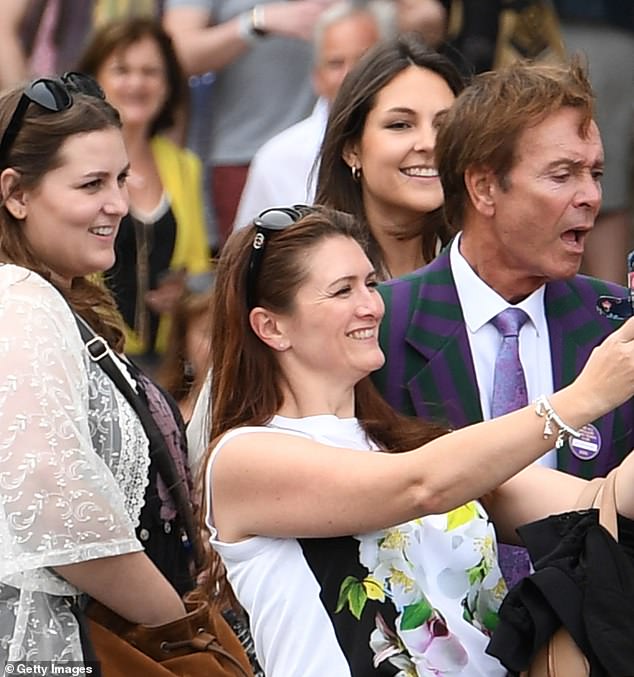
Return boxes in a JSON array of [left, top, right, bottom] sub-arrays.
[[0, 0, 631, 422]]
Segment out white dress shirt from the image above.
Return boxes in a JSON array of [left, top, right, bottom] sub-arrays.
[[450, 235, 557, 467]]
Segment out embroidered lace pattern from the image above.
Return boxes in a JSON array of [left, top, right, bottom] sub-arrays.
[[85, 357, 150, 528], [0, 265, 150, 666]]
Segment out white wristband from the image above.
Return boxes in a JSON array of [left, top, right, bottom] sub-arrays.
[[237, 6, 267, 45], [237, 11, 257, 45], [252, 5, 267, 35]]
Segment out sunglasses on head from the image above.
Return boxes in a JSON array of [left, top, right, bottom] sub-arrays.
[[245, 204, 313, 310], [0, 72, 105, 166]]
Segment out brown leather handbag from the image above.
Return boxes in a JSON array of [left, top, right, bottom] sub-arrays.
[[521, 470, 618, 677], [84, 595, 253, 677]]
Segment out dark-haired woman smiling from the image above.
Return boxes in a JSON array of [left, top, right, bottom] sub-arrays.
[[315, 34, 464, 279]]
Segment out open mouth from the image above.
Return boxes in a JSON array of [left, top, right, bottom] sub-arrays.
[[560, 227, 588, 250]]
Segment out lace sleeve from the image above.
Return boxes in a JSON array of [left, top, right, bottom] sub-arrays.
[[0, 268, 142, 593]]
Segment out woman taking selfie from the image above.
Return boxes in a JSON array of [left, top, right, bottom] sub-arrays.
[[202, 205, 634, 675]]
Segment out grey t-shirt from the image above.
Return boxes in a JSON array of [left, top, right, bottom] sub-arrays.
[[165, 0, 316, 165]]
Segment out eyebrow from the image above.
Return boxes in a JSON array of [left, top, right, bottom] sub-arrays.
[[544, 157, 605, 171], [82, 170, 109, 179], [83, 162, 131, 179], [384, 106, 415, 115]]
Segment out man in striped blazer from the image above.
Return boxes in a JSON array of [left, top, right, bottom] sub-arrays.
[[374, 59, 634, 480]]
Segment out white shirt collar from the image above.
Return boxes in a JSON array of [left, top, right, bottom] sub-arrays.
[[450, 233, 548, 337]]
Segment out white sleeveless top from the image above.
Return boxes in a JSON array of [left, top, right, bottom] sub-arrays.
[[206, 414, 508, 676]]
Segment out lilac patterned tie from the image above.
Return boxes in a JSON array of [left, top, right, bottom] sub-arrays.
[[490, 308, 529, 418], [490, 307, 531, 589]]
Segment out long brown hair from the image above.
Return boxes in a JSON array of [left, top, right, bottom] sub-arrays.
[[0, 83, 126, 350], [315, 34, 465, 278]]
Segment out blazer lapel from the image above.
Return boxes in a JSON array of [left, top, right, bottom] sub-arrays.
[[405, 250, 483, 428]]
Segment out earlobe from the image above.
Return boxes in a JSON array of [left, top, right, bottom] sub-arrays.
[[342, 141, 360, 172], [0, 168, 27, 220], [464, 165, 496, 217]]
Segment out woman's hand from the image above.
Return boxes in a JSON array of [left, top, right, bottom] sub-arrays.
[[568, 316, 634, 419]]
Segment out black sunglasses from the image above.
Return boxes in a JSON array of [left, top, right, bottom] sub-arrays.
[[0, 72, 105, 166], [246, 204, 313, 310]]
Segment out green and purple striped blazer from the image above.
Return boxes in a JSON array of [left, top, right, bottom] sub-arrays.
[[373, 246, 634, 479]]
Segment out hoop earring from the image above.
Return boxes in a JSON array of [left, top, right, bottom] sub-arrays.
[[351, 165, 361, 182]]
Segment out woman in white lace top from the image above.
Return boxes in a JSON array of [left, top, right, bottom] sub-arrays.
[[201, 206, 634, 675], [0, 74, 191, 667]]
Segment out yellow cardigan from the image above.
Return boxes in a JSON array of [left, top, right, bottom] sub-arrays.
[[124, 135, 211, 355]]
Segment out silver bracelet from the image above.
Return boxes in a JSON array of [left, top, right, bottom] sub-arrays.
[[534, 394, 582, 449]]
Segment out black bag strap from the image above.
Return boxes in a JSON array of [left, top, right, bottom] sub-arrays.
[[74, 315, 202, 569]]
